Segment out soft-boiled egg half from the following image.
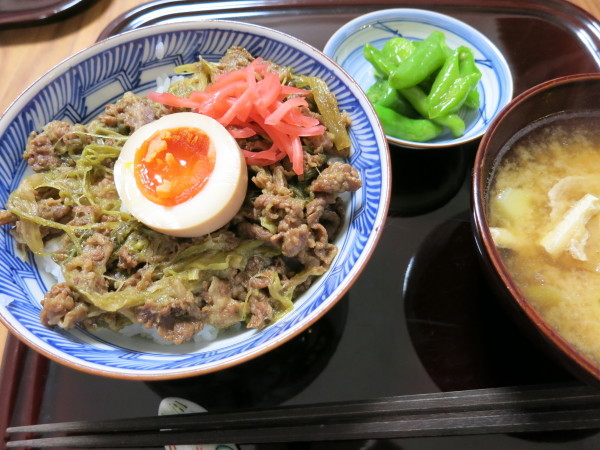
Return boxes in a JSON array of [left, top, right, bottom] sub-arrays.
[[114, 112, 248, 237]]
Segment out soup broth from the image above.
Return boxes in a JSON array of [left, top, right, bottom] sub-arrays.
[[489, 111, 600, 364]]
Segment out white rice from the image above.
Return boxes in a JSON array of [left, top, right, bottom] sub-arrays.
[[155, 74, 185, 94], [155, 41, 165, 60], [118, 322, 221, 345], [37, 237, 65, 283]]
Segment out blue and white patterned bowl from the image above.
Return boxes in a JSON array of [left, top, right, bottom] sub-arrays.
[[0, 20, 390, 379], [323, 8, 513, 149]]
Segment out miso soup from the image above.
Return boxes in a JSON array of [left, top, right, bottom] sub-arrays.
[[489, 111, 600, 364]]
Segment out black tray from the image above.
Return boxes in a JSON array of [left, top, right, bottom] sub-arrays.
[[3, 0, 600, 448]]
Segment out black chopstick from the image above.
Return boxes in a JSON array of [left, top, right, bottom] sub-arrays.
[[7, 407, 600, 448], [7, 381, 599, 435], [6, 382, 600, 448]]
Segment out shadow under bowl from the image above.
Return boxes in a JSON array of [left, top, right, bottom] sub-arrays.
[[472, 73, 600, 386]]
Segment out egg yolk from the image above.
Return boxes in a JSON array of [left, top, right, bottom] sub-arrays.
[[134, 127, 216, 206]]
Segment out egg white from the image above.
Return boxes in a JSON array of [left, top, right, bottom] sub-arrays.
[[114, 112, 248, 237]]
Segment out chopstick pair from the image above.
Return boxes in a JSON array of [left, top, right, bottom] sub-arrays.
[[6, 382, 600, 448]]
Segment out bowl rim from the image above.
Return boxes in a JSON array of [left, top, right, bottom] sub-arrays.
[[323, 7, 514, 150], [0, 19, 391, 380], [472, 72, 600, 383]]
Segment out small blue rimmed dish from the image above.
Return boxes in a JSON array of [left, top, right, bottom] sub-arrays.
[[324, 8, 513, 149]]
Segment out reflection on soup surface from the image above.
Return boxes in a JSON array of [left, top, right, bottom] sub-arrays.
[[489, 112, 600, 364]]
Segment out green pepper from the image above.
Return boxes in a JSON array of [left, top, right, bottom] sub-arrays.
[[458, 46, 482, 109], [363, 43, 395, 77], [418, 70, 439, 93], [381, 37, 438, 93], [458, 47, 481, 76], [374, 104, 443, 142], [366, 79, 416, 117], [435, 113, 465, 137], [426, 46, 481, 118], [463, 88, 480, 110], [399, 86, 465, 137], [382, 37, 416, 65], [427, 48, 461, 111], [427, 72, 480, 118], [389, 31, 448, 89]]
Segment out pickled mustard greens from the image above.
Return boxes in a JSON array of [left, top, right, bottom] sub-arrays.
[[296, 75, 351, 154], [7, 126, 126, 253], [2, 47, 361, 344]]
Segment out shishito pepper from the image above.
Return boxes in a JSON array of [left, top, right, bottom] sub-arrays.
[[427, 46, 481, 118], [427, 48, 461, 111], [382, 37, 416, 66], [428, 73, 479, 118], [458, 47, 482, 109], [463, 85, 480, 110], [363, 43, 395, 77], [399, 86, 465, 138], [363, 32, 482, 141], [389, 31, 448, 89], [373, 104, 443, 142], [367, 79, 416, 117]]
